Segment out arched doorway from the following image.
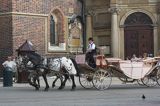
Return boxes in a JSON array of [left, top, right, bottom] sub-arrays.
[[124, 12, 153, 59]]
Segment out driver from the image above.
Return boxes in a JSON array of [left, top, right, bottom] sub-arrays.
[[86, 37, 96, 68]]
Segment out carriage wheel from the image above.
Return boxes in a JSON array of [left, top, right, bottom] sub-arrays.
[[92, 69, 112, 90], [79, 73, 94, 89], [141, 76, 157, 87], [156, 67, 160, 86]]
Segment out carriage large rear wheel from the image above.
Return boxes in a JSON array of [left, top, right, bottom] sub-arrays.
[[156, 67, 160, 86], [141, 76, 157, 87], [92, 69, 112, 90], [79, 73, 94, 89]]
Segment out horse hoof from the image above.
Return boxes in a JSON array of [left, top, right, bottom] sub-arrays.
[[58, 86, 64, 90], [71, 87, 76, 91], [44, 87, 49, 91], [52, 84, 55, 88], [58, 87, 62, 90], [35, 87, 39, 91], [44, 88, 48, 91], [71, 89, 75, 91]]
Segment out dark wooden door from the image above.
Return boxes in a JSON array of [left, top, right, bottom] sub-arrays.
[[124, 12, 154, 59], [124, 26, 153, 59]]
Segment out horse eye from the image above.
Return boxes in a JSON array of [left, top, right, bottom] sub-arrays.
[[70, 63, 72, 66]]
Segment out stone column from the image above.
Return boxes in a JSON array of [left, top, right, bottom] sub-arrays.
[[154, 26, 158, 56], [86, 15, 93, 46], [109, 7, 119, 57]]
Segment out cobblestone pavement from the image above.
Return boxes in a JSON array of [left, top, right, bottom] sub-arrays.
[[0, 77, 160, 106]]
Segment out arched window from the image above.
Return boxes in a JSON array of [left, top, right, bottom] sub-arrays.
[[48, 8, 65, 51], [50, 15, 58, 45]]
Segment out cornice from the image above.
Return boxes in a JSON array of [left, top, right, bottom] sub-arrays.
[[0, 12, 48, 17]]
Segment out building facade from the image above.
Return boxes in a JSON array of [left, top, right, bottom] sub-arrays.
[[0, 0, 83, 69], [85, 0, 160, 59], [0, 0, 160, 68]]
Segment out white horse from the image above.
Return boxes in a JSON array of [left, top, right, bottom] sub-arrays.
[[48, 57, 80, 90]]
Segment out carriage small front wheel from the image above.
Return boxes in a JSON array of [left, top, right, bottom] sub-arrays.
[[79, 73, 94, 89], [92, 69, 112, 90]]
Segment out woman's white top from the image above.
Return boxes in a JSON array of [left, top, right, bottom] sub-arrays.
[[2, 61, 17, 70]]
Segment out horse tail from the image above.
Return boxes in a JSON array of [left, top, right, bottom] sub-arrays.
[[70, 58, 80, 76]]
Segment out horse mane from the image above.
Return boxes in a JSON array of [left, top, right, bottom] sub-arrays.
[[29, 52, 43, 60], [24, 52, 43, 66], [70, 58, 80, 76]]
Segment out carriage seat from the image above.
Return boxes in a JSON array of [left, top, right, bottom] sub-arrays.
[[75, 54, 86, 64], [96, 55, 107, 68]]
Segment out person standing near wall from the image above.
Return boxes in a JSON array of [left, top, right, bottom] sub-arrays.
[[2, 56, 17, 87]]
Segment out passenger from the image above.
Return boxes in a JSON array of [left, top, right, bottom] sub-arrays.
[[131, 54, 139, 61], [86, 37, 96, 68], [143, 53, 148, 60]]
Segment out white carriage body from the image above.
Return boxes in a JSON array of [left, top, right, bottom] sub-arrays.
[[119, 61, 152, 79], [107, 58, 157, 79]]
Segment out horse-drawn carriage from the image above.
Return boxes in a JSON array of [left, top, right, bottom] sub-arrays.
[[75, 54, 160, 90], [16, 49, 160, 91]]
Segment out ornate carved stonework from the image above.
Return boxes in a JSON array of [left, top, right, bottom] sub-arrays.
[[86, 9, 96, 16], [124, 12, 153, 26], [157, 2, 160, 13], [68, 18, 83, 52], [108, 7, 120, 14]]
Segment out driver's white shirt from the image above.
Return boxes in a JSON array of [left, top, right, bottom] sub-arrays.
[[87, 42, 95, 51]]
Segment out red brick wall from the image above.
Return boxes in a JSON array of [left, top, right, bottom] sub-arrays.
[[12, 0, 81, 15], [11, 0, 81, 55], [0, 0, 12, 12], [0, 15, 12, 73], [0, 0, 82, 73], [12, 16, 46, 55]]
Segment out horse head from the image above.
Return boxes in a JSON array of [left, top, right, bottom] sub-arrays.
[[15, 55, 28, 71]]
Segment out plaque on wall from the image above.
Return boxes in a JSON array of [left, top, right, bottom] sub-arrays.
[[93, 13, 111, 29], [68, 18, 83, 53]]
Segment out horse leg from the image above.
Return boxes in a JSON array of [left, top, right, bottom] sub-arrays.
[[58, 74, 68, 90], [52, 74, 63, 88], [33, 76, 40, 90], [28, 73, 39, 90], [36, 75, 40, 88], [28, 78, 39, 90], [42, 74, 49, 91], [52, 76, 59, 88], [70, 75, 76, 91]]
